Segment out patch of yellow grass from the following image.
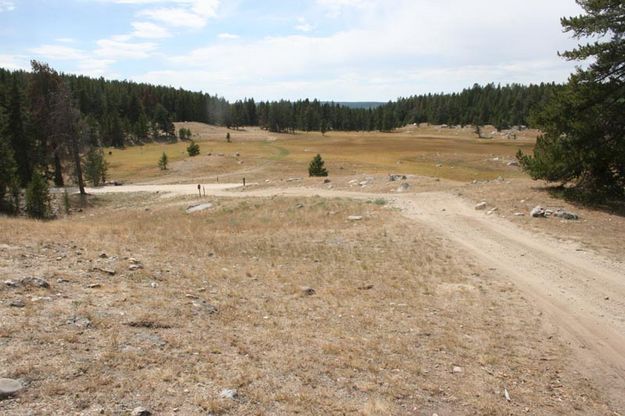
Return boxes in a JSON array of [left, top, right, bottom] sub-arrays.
[[105, 124, 535, 183]]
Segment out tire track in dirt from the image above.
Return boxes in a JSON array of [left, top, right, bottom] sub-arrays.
[[396, 192, 625, 411]]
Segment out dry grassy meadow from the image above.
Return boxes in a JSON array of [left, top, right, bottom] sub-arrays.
[[2, 123, 625, 415]]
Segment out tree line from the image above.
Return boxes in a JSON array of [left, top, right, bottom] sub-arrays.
[[0, 60, 566, 215], [229, 83, 559, 133]]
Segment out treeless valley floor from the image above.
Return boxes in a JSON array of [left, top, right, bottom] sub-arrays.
[[1, 124, 625, 415]]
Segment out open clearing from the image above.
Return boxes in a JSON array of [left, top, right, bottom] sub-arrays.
[[2, 123, 625, 415]]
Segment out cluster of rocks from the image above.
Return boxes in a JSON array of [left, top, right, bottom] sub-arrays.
[[348, 177, 374, 188], [531, 206, 579, 220], [4, 276, 50, 289], [128, 258, 143, 271], [474, 202, 498, 215], [476, 202, 579, 220]]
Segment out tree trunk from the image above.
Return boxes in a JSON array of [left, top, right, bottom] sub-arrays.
[[71, 136, 86, 195], [53, 151, 64, 187]]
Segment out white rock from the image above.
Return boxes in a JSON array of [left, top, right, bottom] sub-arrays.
[[348, 216, 363, 221], [131, 407, 152, 416], [186, 203, 213, 214], [220, 388, 238, 400], [397, 183, 410, 192], [475, 202, 487, 210], [0, 378, 23, 398], [452, 366, 463, 373], [530, 206, 546, 218]]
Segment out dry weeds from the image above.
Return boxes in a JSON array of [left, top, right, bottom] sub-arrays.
[[0, 194, 613, 415]]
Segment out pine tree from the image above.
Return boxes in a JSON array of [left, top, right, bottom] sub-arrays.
[[308, 154, 328, 177], [6, 77, 33, 186], [518, 1, 625, 199], [158, 152, 168, 170], [84, 147, 108, 186], [186, 140, 200, 156], [25, 171, 50, 219], [0, 131, 18, 213]]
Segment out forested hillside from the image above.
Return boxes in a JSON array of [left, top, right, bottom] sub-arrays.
[[0, 61, 560, 214], [1, 64, 559, 144]]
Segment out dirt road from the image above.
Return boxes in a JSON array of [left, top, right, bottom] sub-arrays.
[[88, 183, 625, 409]]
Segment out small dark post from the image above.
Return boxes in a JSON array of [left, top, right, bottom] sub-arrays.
[[203, 186, 206, 197], [197, 184, 201, 197], [217, 176, 219, 183], [243, 177, 246, 187]]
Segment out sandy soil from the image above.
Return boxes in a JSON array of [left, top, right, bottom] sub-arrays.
[[87, 182, 625, 411]]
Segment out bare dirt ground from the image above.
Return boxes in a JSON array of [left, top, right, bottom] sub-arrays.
[[2, 123, 625, 415]]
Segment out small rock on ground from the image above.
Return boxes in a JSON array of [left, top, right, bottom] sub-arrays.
[[191, 300, 218, 314], [301, 287, 316, 296], [530, 206, 546, 218], [555, 209, 579, 220], [475, 202, 487, 210], [186, 203, 214, 214], [220, 389, 238, 400], [348, 215, 363, 221], [20, 277, 50, 288], [0, 378, 23, 399], [131, 406, 152, 416], [9, 299, 25, 308]]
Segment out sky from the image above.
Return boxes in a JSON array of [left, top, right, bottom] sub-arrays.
[[0, 0, 585, 101]]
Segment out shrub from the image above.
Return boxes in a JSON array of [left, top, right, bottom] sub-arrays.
[[187, 140, 200, 157], [179, 128, 191, 141], [308, 154, 328, 177]]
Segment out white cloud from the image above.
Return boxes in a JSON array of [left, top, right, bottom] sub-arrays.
[[218, 33, 239, 40], [138, 0, 219, 29], [77, 59, 117, 77], [95, 38, 157, 59], [0, 54, 29, 70], [295, 18, 314, 33], [316, 0, 368, 17], [136, 0, 582, 100], [29, 45, 87, 60], [131, 21, 172, 38], [0, 0, 15, 12], [55, 37, 77, 43]]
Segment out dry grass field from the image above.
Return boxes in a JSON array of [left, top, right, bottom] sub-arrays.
[[2, 123, 625, 415], [105, 123, 534, 184]]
